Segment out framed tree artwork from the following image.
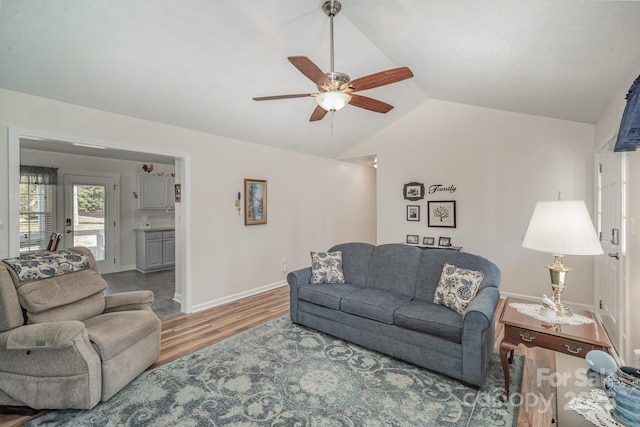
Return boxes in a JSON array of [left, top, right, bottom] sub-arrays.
[[428, 200, 456, 228], [244, 179, 267, 225]]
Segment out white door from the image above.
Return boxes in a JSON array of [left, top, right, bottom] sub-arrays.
[[595, 144, 627, 357], [62, 174, 117, 274]]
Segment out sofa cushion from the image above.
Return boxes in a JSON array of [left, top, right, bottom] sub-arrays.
[[329, 243, 375, 288], [13, 269, 107, 317], [394, 299, 463, 343], [298, 283, 362, 310], [433, 263, 484, 314], [340, 288, 412, 324], [310, 251, 345, 284], [364, 244, 421, 296], [27, 292, 106, 324], [84, 310, 160, 361]]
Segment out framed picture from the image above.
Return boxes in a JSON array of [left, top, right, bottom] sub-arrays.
[[403, 182, 425, 201], [439, 237, 451, 247], [423, 237, 435, 246], [406, 234, 419, 245], [406, 205, 420, 221], [174, 183, 181, 203], [427, 200, 456, 228], [244, 179, 267, 225]]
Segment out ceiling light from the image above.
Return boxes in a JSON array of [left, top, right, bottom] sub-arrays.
[[315, 91, 351, 112], [72, 142, 106, 150]]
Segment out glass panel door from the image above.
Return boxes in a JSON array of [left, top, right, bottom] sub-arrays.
[[72, 184, 106, 260], [63, 174, 116, 273]]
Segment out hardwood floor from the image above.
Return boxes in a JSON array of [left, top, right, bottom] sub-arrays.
[[2, 289, 563, 426]]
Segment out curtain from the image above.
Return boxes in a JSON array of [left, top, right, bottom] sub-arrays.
[[19, 165, 58, 185], [614, 74, 640, 152]]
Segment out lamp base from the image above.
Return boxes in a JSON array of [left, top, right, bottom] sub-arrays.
[[547, 254, 573, 317]]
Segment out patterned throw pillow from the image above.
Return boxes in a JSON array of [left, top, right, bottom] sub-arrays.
[[433, 263, 484, 314], [3, 250, 90, 284], [310, 251, 345, 284]]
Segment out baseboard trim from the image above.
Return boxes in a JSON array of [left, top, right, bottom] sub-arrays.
[[500, 290, 594, 312], [191, 280, 288, 313]]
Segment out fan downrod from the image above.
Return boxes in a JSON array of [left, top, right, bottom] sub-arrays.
[[322, 0, 341, 17]]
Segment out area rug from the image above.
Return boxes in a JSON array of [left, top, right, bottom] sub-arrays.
[[27, 316, 524, 426]]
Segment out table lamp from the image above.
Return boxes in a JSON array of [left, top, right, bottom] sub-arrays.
[[522, 195, 603, 316]]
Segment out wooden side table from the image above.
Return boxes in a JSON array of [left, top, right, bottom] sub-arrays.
[[498, 297, 611, 402]]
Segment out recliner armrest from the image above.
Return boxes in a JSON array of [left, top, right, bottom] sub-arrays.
[[2, 321, 85, 349], [104, 290, 155, 313]]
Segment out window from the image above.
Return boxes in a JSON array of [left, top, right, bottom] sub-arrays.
[[19, 166, 58, 252]]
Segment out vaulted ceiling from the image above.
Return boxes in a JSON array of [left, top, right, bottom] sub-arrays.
[[2, 1, 640, 158]]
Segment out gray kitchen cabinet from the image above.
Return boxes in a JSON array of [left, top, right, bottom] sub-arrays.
[[136, 229, 175, 272], [137, 175, 175, 209]]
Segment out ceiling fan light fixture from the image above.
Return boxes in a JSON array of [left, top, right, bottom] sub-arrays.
[[316, 91, 351, 112]]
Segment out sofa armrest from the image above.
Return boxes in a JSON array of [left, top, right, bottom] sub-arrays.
[[287, 267, 312, 288], [461, 286, 500, 386], [1, 321, 85, 349], [287, 267, 312, 323], [462, 286, 500, 331], [104, 290, 155, 313]]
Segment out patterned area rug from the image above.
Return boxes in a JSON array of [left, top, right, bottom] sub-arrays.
[[27, 316, 524, 426]]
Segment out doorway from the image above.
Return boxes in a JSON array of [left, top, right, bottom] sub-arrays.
[[8, 127, 191, 315], [61, 173, 118, 274]]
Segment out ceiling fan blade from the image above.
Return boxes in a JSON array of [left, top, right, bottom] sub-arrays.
[[349, 94, 394, 113], [253, 93, 315, 101], [347, 67, 414, 92], [288, 56, 331, 87], [310, 105, 328, 121]]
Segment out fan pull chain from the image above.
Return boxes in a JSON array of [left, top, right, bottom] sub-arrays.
[[331, 111, 335, 134]]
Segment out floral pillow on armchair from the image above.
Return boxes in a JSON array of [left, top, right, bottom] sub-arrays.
[[310, 251, 345, 284]]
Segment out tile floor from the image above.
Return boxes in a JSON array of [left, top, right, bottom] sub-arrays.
[[102, 269, 182, 320]]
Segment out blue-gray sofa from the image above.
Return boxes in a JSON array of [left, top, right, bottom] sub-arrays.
[[287, 242, 501, 387]]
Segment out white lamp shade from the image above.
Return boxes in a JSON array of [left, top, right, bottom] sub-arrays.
[[315, 91, 351, 112], [522, 200, 603, 255]]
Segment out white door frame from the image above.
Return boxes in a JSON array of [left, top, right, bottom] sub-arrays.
[[595, 137, 628, 362], [7, 127, 192, 314], [59, 171, 119, 274]]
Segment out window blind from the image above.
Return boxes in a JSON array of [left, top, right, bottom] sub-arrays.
[[19, 166, 58, 252]]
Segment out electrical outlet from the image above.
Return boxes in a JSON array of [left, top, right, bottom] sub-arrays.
[[282, 258, 287, 273]]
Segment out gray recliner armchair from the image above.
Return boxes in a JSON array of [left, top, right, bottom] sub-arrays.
[[0, 247, 161, 410]]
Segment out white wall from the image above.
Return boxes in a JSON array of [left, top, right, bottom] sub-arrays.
[[341, 99, 596, 307], [19, 148, 174, 270], [0, 88, 377, 310]]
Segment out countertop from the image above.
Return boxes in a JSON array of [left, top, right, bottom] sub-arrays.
[[134, 227, 175, 232]]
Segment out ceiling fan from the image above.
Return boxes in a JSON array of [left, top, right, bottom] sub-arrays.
[[253, 0, 414, 122]]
